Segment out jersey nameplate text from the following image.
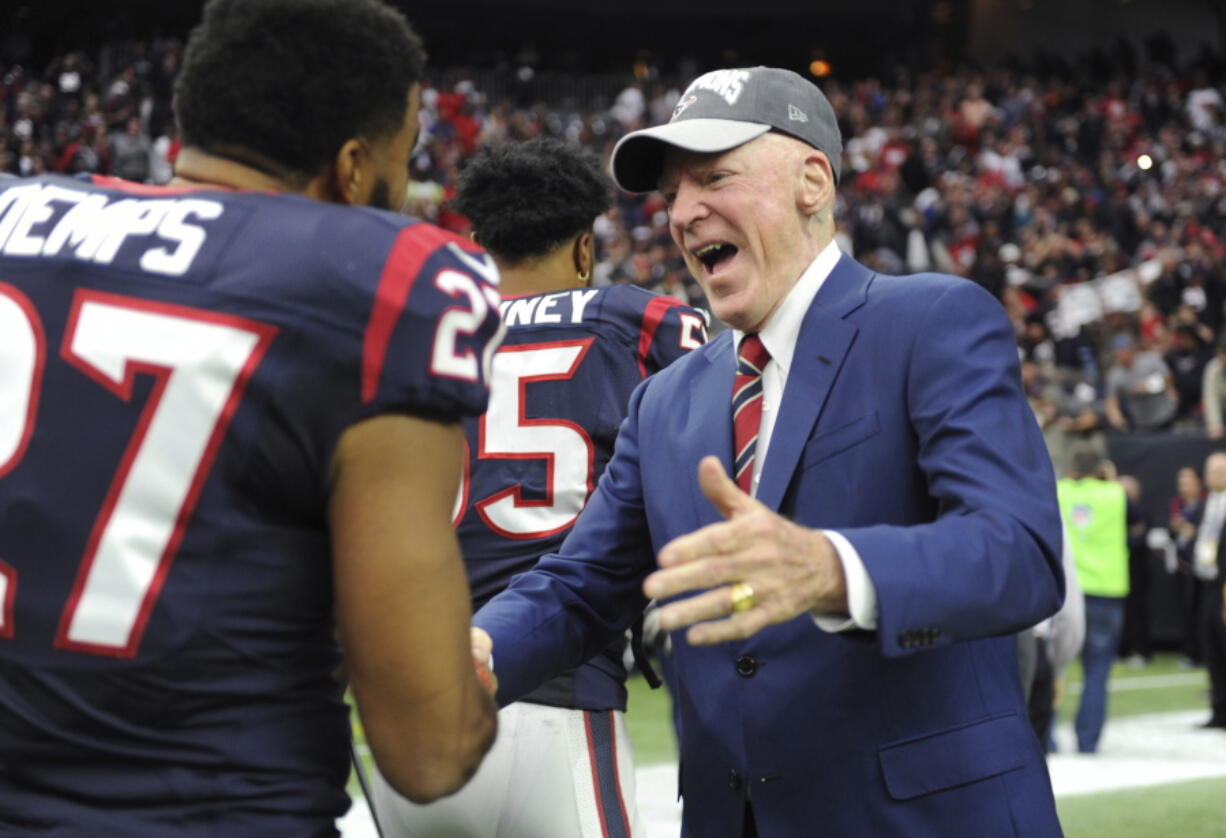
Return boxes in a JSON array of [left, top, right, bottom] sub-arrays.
[[0, 183, 223, 277]]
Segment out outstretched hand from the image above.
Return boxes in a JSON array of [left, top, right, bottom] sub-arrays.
[[642, 456, 847, 646], [470, 627, 498, 696]]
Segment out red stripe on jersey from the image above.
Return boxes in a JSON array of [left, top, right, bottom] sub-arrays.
[[361, 225, 483, 404], [635, 296, 682, 378], [605, 711, 633, 837], [584, 712, 614, 838], [88, 175, 228, 196], [0, 560, 16, 639]]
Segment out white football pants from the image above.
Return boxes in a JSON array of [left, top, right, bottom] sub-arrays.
[[369, 702, 643, 838]]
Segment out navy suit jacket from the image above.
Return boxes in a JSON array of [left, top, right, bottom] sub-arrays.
[[476, 255, 1065, 837]]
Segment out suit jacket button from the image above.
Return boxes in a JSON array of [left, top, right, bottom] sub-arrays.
[[897, 631, 912, 648], [735, 655, 757, 677], [728, 770, 743, 791]]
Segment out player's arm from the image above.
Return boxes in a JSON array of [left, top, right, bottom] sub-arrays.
[[641, 297, 708, 375], [329, 413, 496, 803]]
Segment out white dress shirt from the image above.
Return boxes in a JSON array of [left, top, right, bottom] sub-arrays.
[[730, 240, 879, 631], [1195, 491, 1226, 580]]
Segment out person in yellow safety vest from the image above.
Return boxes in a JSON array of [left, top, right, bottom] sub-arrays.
[[1056, 446, 1129, 753]]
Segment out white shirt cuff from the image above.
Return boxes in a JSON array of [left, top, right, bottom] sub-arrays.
[[811, 530, 879, 632]]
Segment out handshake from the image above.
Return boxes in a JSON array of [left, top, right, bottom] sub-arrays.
[[471, 627, 497, 697]]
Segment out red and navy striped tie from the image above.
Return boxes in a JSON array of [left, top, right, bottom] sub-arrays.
[[732, 334, 771, 494]]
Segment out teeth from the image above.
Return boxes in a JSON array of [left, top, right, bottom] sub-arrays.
[[695, 243, 724, 258]]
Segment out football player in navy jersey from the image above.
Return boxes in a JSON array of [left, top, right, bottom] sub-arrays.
[[0, 1, 498, 834], [370, 138, 707, 836]]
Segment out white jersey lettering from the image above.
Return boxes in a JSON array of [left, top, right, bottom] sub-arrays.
[[684, 69, 751, 106], [501, 295, 541, 326], [569, 289, 599, 323], [534, 292, 564, 324], [0, 183, 222, 276]]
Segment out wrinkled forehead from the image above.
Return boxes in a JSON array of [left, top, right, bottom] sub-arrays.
[[659, 132, 818, 195], [657, 146, 722, 188], [657, 134, 775, 190]]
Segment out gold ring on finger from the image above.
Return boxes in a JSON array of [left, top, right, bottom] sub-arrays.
[[729, 582, 755, 614]]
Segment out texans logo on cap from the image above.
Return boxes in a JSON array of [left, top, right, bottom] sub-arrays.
[[672, 94, 698, 119], [610, 66, 845, 193]]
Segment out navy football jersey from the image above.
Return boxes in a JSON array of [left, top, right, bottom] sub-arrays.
[[454, 283, 706, 710], [0, 174, 502, 835]]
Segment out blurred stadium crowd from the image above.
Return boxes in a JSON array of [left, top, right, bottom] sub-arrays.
[[5, 37, 1226, 464]]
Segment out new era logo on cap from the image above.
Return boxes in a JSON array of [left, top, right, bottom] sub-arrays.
[[610, 65, 843, 193]]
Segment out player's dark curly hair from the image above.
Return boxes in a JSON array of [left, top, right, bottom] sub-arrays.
[[451, 138, 612, 265], [174, 0, 426, 180]]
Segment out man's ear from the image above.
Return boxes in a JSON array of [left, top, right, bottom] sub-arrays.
[[572, 231, 594, 287], [798, 149, 836, 219], [330, 138, 372, 206]]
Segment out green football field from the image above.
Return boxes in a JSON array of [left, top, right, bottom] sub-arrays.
[[1057, 777, 1222, 836], [620, 652, 1215, 748], [349, 651, 1224, 836]]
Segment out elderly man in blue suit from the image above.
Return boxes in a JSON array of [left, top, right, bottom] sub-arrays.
[[473, 66, 1065, 838]]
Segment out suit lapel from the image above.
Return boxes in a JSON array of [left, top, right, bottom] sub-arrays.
[[682, 332, 736, 524], [756, 255, 873, 511]]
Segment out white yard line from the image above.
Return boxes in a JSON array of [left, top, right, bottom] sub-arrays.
[[1047, 709, 1226, 797], [1066, 671, 1207, 693]]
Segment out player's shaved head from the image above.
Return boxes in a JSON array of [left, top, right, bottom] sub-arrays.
[[174, 0, 426, 182]]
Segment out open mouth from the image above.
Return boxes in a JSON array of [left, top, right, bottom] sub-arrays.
[[694, 242, 738, 274]]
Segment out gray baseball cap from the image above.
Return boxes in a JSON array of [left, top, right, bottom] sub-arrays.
[[610, 66, 843, 194]]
